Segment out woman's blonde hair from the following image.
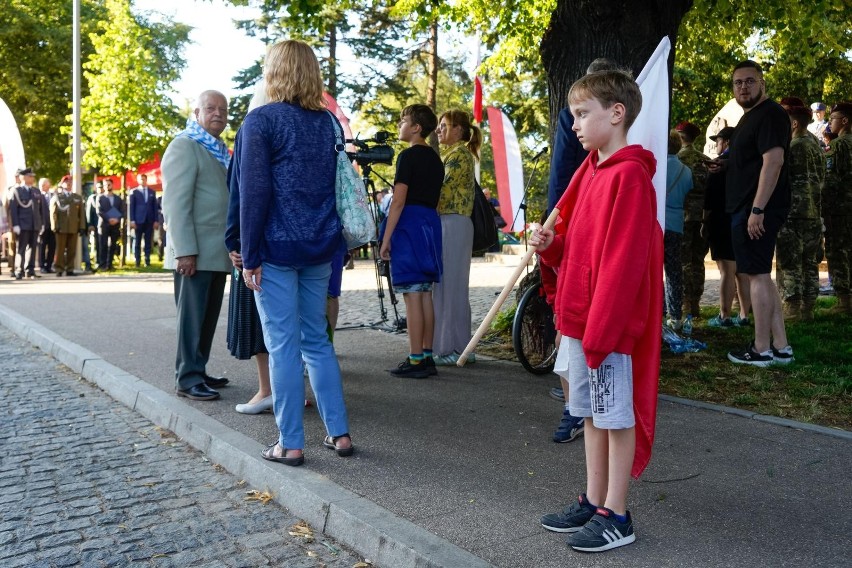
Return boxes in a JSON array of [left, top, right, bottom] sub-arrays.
[[440, 109, 482, 160], [264, 40, 327, 111]]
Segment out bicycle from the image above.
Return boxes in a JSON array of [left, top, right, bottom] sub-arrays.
[[512, 261, 558, 375]]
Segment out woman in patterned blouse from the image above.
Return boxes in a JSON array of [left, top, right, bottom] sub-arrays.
[[432, 110, 482, 365]]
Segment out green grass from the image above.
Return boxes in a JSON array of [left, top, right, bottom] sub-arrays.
[[480, 297, 852, 431]]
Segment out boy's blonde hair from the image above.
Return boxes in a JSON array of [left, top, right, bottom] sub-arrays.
[[264, 40, 327, 111], [568, 70, 642, 130]]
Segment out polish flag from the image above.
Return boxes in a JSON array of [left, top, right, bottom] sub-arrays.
[[487, 107, 524, 232], [323, 92, 354, 145], [624, 36, 670, 478]]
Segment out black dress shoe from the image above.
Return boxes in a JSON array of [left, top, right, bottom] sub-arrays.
[[175, 383, 220, 401], [203, 375, 230, 388], [66, 271, 78, 276]]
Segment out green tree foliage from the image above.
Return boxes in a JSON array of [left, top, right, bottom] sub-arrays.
[[0, 0, 105, 179], [79, 0, 189, 183], [674, 0, 852, 135]]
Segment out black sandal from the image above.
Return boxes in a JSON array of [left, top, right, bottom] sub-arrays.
[[261, 442, 304, 466], [323, 434, 354, 457]]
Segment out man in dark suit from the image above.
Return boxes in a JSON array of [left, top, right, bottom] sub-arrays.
[[97, 179, 124, 270], [37, 177, 56, 273], [128, 173, 159, 267], [9, 168, 44, 280]]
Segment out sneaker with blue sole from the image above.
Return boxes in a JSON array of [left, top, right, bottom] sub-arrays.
[[566, 507, 636, 552], [707, 314, 735, 327], [540, 493, 597, 533], [553, 408, 584, 443]]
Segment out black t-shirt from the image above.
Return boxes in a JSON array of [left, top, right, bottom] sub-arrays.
[[393, 145, 444, 209], [725, 98, 791, 214]]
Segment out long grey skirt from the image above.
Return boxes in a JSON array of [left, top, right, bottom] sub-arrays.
[[432, 213, 473, 356]]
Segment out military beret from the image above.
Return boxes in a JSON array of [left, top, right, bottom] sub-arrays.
[[780, 96, 806, 108], [675, 121, 701, 140]]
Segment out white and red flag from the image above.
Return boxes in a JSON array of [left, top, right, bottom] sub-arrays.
[[487, 106, 525, 232]]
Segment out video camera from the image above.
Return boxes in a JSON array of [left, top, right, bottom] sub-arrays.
[[345, 132, 395, 167]]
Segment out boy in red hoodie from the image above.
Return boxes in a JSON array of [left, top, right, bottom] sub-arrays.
[[531, 70, 663, 552]]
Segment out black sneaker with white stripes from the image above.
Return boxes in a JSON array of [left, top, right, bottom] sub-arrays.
[[566, 507, 636, 552]]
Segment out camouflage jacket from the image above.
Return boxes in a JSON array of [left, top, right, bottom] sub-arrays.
[[677, 144, 710, 222], [824, 132, 852, 216], [787, 134, 824, 219]]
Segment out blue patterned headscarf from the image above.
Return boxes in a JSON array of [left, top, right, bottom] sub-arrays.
[[176, 118, 230, 170]]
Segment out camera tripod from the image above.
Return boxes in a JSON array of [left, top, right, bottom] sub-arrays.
[[338, 163, 406, 333]]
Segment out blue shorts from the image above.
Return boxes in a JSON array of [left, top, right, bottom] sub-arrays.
[[327, 253, 344, 298]]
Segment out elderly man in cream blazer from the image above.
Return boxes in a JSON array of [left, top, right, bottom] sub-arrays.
[[162, 90, 232, 401]]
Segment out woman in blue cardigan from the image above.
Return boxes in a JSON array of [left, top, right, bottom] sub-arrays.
[[240, 39, 353, 466]]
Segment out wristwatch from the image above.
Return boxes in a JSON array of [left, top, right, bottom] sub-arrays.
[[752, 206, 765, 215]]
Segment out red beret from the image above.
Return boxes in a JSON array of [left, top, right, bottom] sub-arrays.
[[675, 121, 701, 140]]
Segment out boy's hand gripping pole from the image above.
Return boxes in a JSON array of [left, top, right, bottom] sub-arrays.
[[457, 207, 561, 366]]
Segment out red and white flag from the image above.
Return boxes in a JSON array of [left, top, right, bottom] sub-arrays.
[[472, 38, 483, 123], [627, 36, 671, 230], [487, 106, 524, 232]]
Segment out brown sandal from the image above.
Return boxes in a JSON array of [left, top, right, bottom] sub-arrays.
[[322, 435, 354, 457]]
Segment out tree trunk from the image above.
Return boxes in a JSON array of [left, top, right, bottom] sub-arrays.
[[426, 18, 439, 151], [328, 23, 338, 98], [540, 0, 693, 142]]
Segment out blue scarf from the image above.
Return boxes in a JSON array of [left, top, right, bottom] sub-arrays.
[[176, 118, 230, 170]]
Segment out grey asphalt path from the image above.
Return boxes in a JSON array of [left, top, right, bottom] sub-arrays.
[[0, 326, 364, 567], [1, 261, 850, 568]]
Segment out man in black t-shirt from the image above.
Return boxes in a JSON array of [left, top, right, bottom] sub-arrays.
[[714, 60, 793, 367]]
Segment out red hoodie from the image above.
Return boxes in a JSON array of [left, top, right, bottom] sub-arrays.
[[539, 144, 663, 479]]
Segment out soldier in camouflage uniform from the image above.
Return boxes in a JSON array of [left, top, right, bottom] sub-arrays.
[[776, 106, 824, 321], [823, 102, 852, 315], [676, 121, 710, 317]]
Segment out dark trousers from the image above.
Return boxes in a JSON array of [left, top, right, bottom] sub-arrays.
[[80, 230, 93, 270], [39, 230, 56, 271], [173, 270, 227, 390], [15, 229, 38, 275], [98, 225, 120, 268], [134, 222, 154, 265], [54, 232, 79, 274]]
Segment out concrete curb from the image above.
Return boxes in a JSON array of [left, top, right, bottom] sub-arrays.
[[0, 304, 492, 568], [658, 394, 852, 440]]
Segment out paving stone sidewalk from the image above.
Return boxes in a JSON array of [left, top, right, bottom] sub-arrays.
[[0, 328, 365, 568]]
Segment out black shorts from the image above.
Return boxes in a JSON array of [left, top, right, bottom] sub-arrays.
[[731, 208, 787, 274], [707, 212, 734, 261]]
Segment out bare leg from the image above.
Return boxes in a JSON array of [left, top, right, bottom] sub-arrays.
[[245, 352, 272, 405], [403, 292, 424, 356], [584, 419, 609, 507], [603, 427, 635, 516], [326, 296, 339, 332], [421, 291, 435, 351], [717, 260, 736, 318], [736, 272, 752, 319], [750, 273, 787, 353]]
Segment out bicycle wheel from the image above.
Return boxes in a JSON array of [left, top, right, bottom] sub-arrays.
[[512, 282, 558, 374]]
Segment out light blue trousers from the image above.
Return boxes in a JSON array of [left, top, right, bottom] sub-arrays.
[[254, 262, 350, 450]]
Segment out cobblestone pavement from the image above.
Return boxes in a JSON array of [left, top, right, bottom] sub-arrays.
[[0, 328, 365, 568]]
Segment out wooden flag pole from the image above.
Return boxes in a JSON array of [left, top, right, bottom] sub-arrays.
[[457, 207, 561, 366]]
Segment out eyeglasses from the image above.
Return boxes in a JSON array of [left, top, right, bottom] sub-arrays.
[[829, 114, 845, 121], [733, 78, 759, 89]]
